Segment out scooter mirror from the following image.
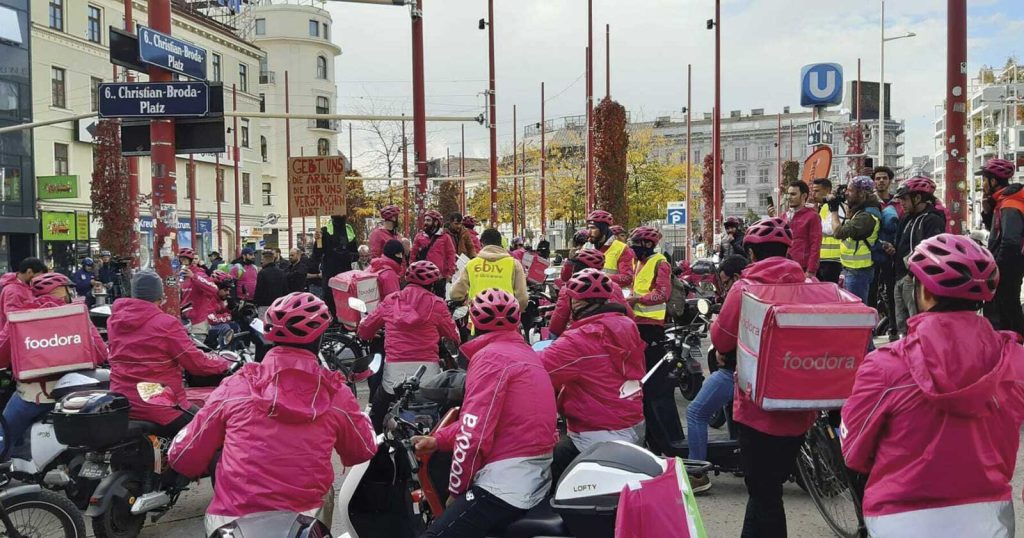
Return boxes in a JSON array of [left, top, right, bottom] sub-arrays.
[[697, 299, 711, 316], [348, 297, 368, 314], [137, 382, 176, 407], [531, 340, 554, 352], [219, 329, 234, 348], [619, 380, 641, 399], [368, 353, 383, 375]]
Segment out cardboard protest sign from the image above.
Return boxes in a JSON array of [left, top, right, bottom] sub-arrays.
[[288, 156, 347, 217]]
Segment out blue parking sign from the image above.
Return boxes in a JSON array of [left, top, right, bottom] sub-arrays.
[[667, 207, 686, 225], [801, 63, 844, 107]]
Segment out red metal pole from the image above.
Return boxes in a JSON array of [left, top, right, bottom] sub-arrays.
[[587, 0, 594, 213], [460, 125, 466, 213], [513, 104, 518, 236], [857, 58, 862, 171], [713, 0, 722, 234], [945, 0, 967, 233], [402, 116, 410, 237], [686, 63, 692, 263], [216, 155, 222, 252], [777, 113, 782, 196], [487, 0, 498, 227], [123, 0, 139, 268], [285, 71, 293, 248], [521, 141, 527, 233], [189, 155, 197, 249], [540, 82, 546, 235], [300, 146, 306, 240], [232, 84, 241, 259], [605, 24, 610, 99], [411, 0, 428, 225], [586, 46, 593, 212], [147, 0, 178, 314]]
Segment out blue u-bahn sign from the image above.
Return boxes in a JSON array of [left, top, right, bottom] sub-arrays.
[[800, 63, 844, 108]]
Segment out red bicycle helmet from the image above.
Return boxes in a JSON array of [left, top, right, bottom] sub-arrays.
[[575, 248, 606, 270], [264, 292, 332, 344], [211, 270, 234, 286], [564, 268, 614, 301], [587, 210, 614, 225], [177, 248, 196, 260], [423, 210, 443, 223], [406, 260, 441, 286], [743, 217, 793, 247], [609, 225, 626, 236], [469, 288, 521, 332], [907, 233, 999, 302], [629, 226, 662, 244], [977, 158, 1016, 181], [380, 205, 401, 222], [901, 176, 937, 196], [30, 273, 72, 297], [462, 215, 478, 228], [723, 216, 743, 228]]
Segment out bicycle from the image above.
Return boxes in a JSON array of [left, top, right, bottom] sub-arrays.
[[796, 411, 866, 538], [0, 416, 87, 538]]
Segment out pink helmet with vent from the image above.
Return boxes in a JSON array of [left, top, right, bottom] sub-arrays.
[[380, 205, 401, 221], [406, 260, 441, 286], [976, 158, 1016, 181], [902, 176, 936, 195], [423, 210, 443, 223], [743, 217, 793, 247], [908, 233, 999, 302], [264, 292, 332, 344], [629, 226, 662, 244], [462, 215, 478, 228], [609, 225, 626, 236], [30, 273, 72, 297], [177, 248, 196, 260], [469, 288, 521, 332], [564, 268, 614, 301], [575, 248, 605, 270], [587, 210, 614, 225]]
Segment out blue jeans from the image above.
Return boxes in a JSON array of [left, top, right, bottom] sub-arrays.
[[842, 267, 875, 305], [1, 393, 54, 455], [685, 369, 734, 461]]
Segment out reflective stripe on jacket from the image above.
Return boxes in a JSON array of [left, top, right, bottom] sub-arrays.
[[819, 205, 842, 261], [839, 210, 879, 269]]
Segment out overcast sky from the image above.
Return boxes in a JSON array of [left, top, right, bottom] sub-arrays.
[[325, 0, 1023, 175]]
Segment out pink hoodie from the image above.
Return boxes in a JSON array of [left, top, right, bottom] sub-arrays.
[[841, 311, 1024, 534], [539, 309, 645, 437], [0, 273, 33, 328], [549, 281, 632, 337], [368, 256, 403, 300], [411, 230, 457, 279], [169, 346, 376, 518], [710, 257, 816, 437], [107, 298, 230, 425], [356, 284, 459, 363], [434, 331, 557, 506], [182, 271, 220, 325], [369, 226, 403, 259]]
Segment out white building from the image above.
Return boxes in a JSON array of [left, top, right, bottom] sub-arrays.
[[28, 0, 338, 269]]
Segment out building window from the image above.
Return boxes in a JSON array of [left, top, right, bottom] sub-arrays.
[[238, 63, 248, 92], [87, 5, 102, 43], [758, 168, 769, 184], [255, 18, 266, 35], [241, 119, 250, 148], [51, 67, 66, 108], [212, 54, 222, 82], [242, 173, 251, 205], [316, 56, 328, 79], [216, 169, 225, 202], [693, 148, 702, 163], [734, 146, 747, 161], [758, 191, 772, 207], [48, 0, 63, 31], [317, 138, 329, 156], [262, 182, 272, 206], [323, 23, 330, 40], [54, 143, 69, 175], [259, 93, 265, 112], [309, 20, 319, 37], [315, 96, 330, 129], [90, 77, 102, 112], [260, 136, 268, 162], [735, 168, 747, 185]]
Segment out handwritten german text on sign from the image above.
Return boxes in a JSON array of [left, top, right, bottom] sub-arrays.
[[288, 156, 347, 218]]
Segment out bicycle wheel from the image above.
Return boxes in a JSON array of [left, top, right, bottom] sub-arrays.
[[0, 488, 86, 538], [796, 422, 865, 538]]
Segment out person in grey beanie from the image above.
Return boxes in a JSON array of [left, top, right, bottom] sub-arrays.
[[131, 270, 165, 302]]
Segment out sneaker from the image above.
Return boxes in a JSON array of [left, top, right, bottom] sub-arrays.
[[689, 473, 712, 494]]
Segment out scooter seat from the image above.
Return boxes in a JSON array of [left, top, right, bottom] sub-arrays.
[[498, 501, 569, 538], [126, 420, 163, 437]]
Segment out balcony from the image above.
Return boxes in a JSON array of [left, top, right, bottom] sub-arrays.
[[309, 118, 339, 131], [259, 71, 276, 85]]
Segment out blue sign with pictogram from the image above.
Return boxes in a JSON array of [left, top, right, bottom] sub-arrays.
[[800, 63, 844, 107], [666, 203, 687, 225], [138, 25, 207, 80]]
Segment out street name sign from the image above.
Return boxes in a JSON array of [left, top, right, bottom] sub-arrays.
[[138, 25, 207, 80], [98, 82, 209, 118]]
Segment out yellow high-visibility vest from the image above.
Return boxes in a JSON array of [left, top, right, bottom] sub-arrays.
[[466, 256, 516, 303], [819, 205, 842, 261], [603, 239, 627, 275], [839, 210, 879, 269], [632, 253, 667, 321]]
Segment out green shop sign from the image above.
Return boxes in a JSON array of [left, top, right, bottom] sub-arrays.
[[41, 211, 76, 241], [37, 175, 79, 200]]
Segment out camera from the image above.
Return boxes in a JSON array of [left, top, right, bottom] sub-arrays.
[[828, 185, 847, 211]]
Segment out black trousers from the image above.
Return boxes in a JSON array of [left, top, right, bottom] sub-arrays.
[[985, 265, 1024, 338], [550, 436, 581, 492], [431, 280, 447, 299], [868, 262, 897, 336], [421, 486, 526, 538], [370, 387, 397, 434], [737, 422, 805, 538], [816, 261, 842, 284], [637, 324, 685, 455]]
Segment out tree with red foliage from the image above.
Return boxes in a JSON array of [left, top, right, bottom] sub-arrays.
[[592, 97, 629, 225], [90, 120, 133, 256], [701, 153, 716, 247], [843, 124, 869, 178]]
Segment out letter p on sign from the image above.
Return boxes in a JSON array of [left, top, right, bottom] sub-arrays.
[[800, 63, 844, 108]]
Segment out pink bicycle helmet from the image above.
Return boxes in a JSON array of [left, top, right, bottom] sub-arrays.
[[462, 215, 478, 228], [901, 176, 936, 195], [609, 225, 626, 236], [723, 216, 743, 228], [849, 175, 875, 191], [976, 158, 1016, 181], [380, 205, 401, 221], [573, 230, 591, 246], [30, 273, 72, 297], [575, 248, 606, 270], [264, 292, 332, 344], [177, 248, 196, 260], [469, 288, 521, 332], [406, 260, 441, 286], [587, 210, 614, 225], [629, 226, 662, 244], [211, 270, 234, 286], [907, 233, 999, 302], [423, 210, 443, 223], [743, 217, 793, 247], [564, 268, 614, 301]]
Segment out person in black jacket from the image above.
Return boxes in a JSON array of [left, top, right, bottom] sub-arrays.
[[285, 248, 311, 293], [313, 214, 357, 318], [979, 158, 1024, 336], [886, 179, 945, 337], [253, 250, 289, 313]]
